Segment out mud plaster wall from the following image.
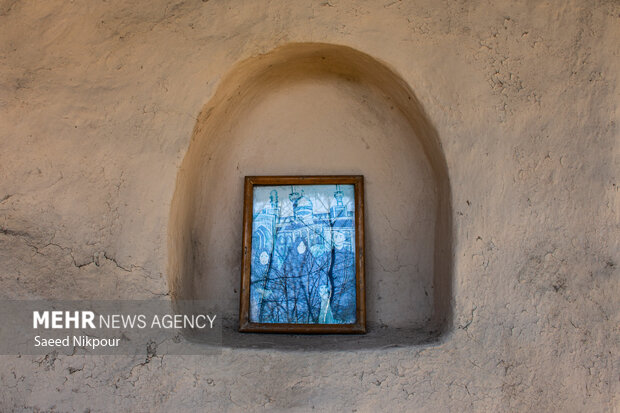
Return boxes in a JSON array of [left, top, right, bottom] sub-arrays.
[[0, 0, 618, 411], [168, 43, 452, 333]]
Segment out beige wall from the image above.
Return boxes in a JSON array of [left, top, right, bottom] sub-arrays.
[[0, 0, 618, 411], [169, 44, 449, 331]]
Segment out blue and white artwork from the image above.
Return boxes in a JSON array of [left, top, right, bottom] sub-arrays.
[[250, 184, 357, 324]]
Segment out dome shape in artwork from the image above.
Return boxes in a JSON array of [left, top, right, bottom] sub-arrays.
[[294, 195, 313, 219]]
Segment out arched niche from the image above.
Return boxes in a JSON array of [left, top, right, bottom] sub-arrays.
[[168, 43, 452, 348]]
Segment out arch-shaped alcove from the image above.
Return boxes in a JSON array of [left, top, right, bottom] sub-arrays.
[[168, 43, 452, 349]]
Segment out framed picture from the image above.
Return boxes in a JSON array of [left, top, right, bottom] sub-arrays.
[[239, 176, 366, 333]]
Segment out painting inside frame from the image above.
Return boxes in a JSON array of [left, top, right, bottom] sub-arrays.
[[239, 176, 366, 333]]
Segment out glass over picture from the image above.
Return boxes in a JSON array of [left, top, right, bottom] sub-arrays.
[[249, 184, 357, 324]]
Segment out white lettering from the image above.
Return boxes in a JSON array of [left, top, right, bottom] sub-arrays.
[[33, 311, 97, 329], [73, 335, 120, 349], [51, 311, 63, 328], [65, 311, 80, 328], [33, 311, 49, 328], [82, 311, 95, 329], [33, 335, 69, 346]]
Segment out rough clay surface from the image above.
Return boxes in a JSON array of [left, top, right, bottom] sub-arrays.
[[0, 0, 618, 411], [168, 43, 449, 332]]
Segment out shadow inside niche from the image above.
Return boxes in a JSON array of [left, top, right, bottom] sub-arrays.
[[218, 320, 443, 351], [168, 42, 453, 349]]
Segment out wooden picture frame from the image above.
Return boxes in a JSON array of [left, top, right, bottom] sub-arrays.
[[239, 176, 366, 333]]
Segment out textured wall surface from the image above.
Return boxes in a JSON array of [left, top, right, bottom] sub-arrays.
[[0, 0, 618, 411], [167, 43, 451, 332]]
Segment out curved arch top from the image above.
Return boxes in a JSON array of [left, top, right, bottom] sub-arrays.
[[168, 43, 453, 348]]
